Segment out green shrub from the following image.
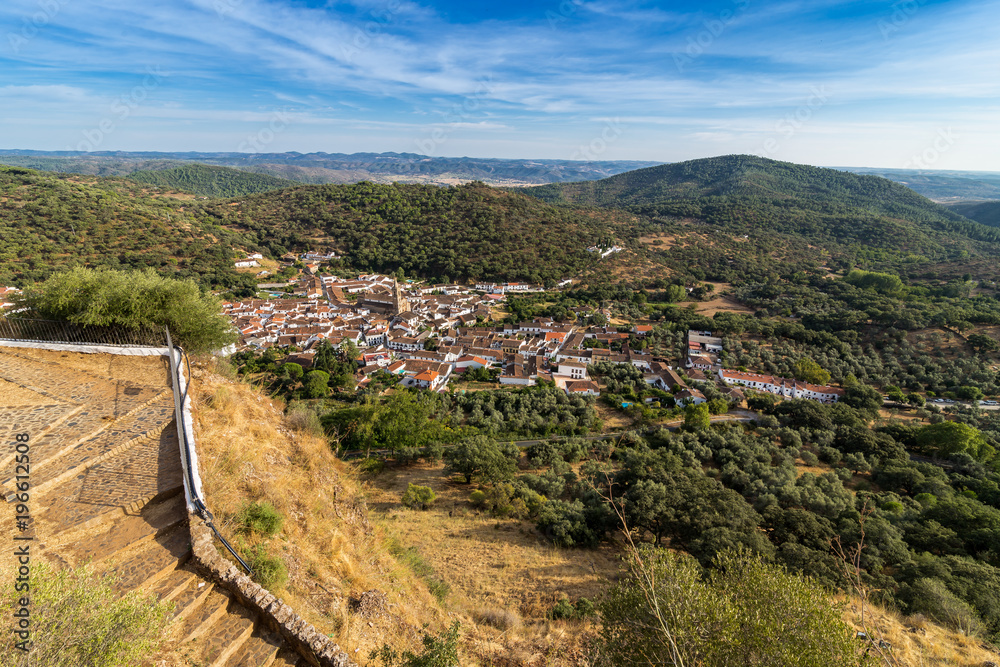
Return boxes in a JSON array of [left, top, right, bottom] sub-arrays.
[[237, 501, 284, 537], [551, 598, 576, 620], [246, 544, 289, 590], [16, 267, 237, 354], [597, 546, 867, 666], [575, 597, 596, 618], [901, 578, 984, 636], [402, 483, 437, 510], [551, 597, 596, 621], [358, 456, 385, 475], [370, 621, 460, 667], [0, 561, 174, 666], [469, 489, 487, 507]]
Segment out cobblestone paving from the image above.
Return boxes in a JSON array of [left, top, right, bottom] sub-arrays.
[[0, 348, 304, 667], [22, 396, 175, 493], [77, 423, 183, 506], [0, 403, 78, 462]]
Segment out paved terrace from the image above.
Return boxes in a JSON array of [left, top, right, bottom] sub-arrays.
[[0, 347, 309, 666]]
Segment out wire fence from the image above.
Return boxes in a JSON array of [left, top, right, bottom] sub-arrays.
[[0, 317, 167, 347]]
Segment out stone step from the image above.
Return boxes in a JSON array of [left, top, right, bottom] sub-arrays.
[[154, 569, 215, 624], [2, 408, 109, 474], [269, 647, 306, 667], [189, 600, 258, 667], [16, 404, 174, 499], [56, 491, 186, 564], [105, 526, 191, 594], [223, 626, 285, 667], [0, 403, 84, 472], [180, 588, 232, 643]]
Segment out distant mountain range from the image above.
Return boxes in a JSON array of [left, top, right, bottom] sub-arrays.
[[0, 150, 660, 187], [0, 150, 995, 199], [839, 167, 1000, 202]]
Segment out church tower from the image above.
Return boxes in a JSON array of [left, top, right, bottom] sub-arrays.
[[392, 278, 410, 315]]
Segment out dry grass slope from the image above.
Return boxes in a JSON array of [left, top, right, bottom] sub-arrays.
[[190, 362, 446, 661]]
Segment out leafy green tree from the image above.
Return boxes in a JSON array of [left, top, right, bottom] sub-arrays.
[[401, 483, 437, 510], [16, 267, 237, 353], [916, 421, 990, 460], [595, 546, 869, 667], [283, 362, 303, 381], [793, 357, 832, 385], [312, 340, 337, 371], [340, 338, 360, 364], [444, 435, 519, 484], [303, 370, 330, 398], [842, 384, 884, 417], [886, 386, 906, 404], [535, 498, 611, 547], [968, 333, 1000, 353], [683, 403, 711, 431]]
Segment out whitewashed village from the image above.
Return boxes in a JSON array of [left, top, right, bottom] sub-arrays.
[[220, 251, 846, 409]]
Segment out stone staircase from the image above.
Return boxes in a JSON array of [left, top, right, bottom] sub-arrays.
[[0, 347, 315, 667]]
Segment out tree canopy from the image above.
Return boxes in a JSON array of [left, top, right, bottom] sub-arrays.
[[15, 267, 237, 353]]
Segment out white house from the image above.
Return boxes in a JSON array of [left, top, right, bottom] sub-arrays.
[[566, 380, 600, 397], [718, 369, 845, 404], [557, 360, 589, 380]]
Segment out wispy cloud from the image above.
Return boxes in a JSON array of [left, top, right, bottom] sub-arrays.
[[0, 0, 997, 168]]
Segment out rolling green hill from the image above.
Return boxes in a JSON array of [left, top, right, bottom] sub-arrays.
[[126, 163, 299, 197], [521, 155, 1000, 262], [197, 181, 628, 284], [946, 200, 1000, 228], [0, 167, 629, 289], [0, 166, 260, 289]]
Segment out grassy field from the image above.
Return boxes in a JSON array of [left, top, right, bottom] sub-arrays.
[[362, 460, 620, 664]]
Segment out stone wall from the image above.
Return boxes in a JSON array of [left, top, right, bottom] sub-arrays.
[[188, 515, 356, 667]]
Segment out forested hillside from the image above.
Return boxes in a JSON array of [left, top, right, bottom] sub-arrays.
[[0, 166, 256, 289], [946, 200, 1000, 227], [127, 163, 299, 197], [0, 167, 629, 288], [198, 180, 628, 284], [522, 155, 1000, 263]]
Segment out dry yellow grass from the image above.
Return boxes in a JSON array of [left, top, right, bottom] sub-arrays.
[[842, 596, 1000, 666], [364, 461, 617, 665], [190, 361, 446, 661]]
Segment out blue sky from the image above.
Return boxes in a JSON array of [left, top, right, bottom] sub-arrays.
[[1, 0, 998, 169]]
